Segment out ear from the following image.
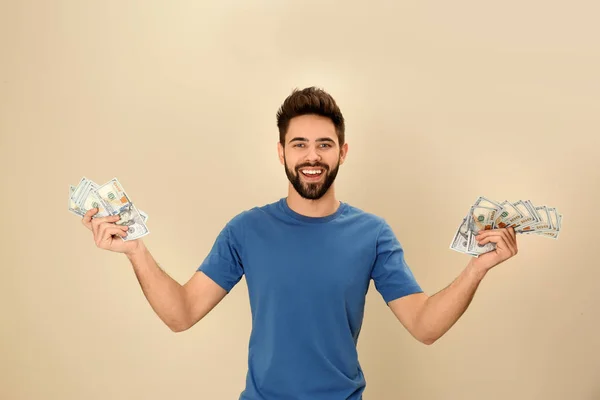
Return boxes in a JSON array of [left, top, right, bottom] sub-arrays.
[[339, 142, 349, 165], [277, 141, 285, 165]]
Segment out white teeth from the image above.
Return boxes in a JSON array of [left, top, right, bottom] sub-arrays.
[[302, 169, 322, 175]]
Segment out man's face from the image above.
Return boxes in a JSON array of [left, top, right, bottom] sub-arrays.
[[278, 114, 348, 200]]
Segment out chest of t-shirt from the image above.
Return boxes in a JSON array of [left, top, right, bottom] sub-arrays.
[[242, 222, 375, 308]]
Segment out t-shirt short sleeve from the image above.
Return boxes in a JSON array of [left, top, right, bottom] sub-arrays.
[[371, 220, 423, 304], [197, 223, 244, 293]]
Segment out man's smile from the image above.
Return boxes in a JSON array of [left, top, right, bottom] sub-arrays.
[[299, 167, 325, 181]]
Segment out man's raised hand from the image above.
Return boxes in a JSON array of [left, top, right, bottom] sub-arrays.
[[82, 208, 141, 255]]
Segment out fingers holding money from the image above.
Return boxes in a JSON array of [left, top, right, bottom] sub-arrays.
[[82, 207, 117, 229], [90, 213, 120, 235], [72, 177, 150, 244], [507, 226, 517, 246], [96, 224, 129, 248], [476, 228, 518, 256], [82, 207, 99, 230]]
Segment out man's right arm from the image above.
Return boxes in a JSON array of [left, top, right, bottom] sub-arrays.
[[81, 208, 227, 333], [126, 241, 228, 332]]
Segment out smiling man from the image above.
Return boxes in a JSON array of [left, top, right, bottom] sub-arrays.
[[83, 86, 519, 400], [282, 123, 343, 203], [282, 114, 342, 201]]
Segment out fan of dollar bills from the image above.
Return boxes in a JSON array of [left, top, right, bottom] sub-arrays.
[[450, 196, 562, 257], [68, 177, 150, 241]]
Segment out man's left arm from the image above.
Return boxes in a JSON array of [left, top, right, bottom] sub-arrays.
[[389, 227, 519, 345]]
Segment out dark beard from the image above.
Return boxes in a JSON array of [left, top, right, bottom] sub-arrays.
[[284, 156, 340, 200]]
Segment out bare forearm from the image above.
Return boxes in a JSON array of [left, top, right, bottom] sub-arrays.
[[416, 259, 487, 344], [126, 242, 190, 331]]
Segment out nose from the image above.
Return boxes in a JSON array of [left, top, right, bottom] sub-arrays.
[[305, 144, 321, 163]]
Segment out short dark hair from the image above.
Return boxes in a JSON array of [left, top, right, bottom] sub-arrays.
[[276, 86, 345, 146]]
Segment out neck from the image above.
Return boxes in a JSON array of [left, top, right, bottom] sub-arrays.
[[285, 184, 340, 218]]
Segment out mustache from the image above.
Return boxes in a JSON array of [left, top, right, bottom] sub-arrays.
[[295, 162, 329, 171]]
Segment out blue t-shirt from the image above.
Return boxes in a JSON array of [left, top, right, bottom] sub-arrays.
[[198, 197, 423, 400]]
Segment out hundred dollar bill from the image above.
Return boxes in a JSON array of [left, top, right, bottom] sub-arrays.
[[466, 205, 497, 255], [138, 209, 148, 223], [496, 200, 524, 228], [69, 178, 148, 224], [450, 196, 562, 257], [91, 178, 150, 240], [113, 202, 149, 241], [543, 213, 562, 239], [86, 190, 111, 217], [76, 181, 111, 218], [527, 205, 552, 233], [472, 196, 505, 229], [524, 208, 561, 238], [521, 201, 544, 231], [93, 178, 133, 215], [70, 177, 93, 208], [547, 207, 559, 231], [512, 200, 540, 232], [70, 177, 87, 202], [71, 177, 107, 217], [449, 216, 470, 254], [68, 185, 84, 216]]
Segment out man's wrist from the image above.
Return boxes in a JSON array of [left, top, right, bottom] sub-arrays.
[[466, 258, 489, 282], [125, 240, 147, 260]]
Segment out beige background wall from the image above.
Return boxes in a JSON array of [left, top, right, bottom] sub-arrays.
[[1, 1, 599, 399]]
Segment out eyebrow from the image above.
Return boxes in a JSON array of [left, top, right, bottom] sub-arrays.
[[288, 137, 336, 144]]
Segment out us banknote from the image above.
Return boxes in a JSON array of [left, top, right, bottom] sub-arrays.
[[466, 205, 498, 256], [68, 177, 149, 241], [450, 196, 562, 257]]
